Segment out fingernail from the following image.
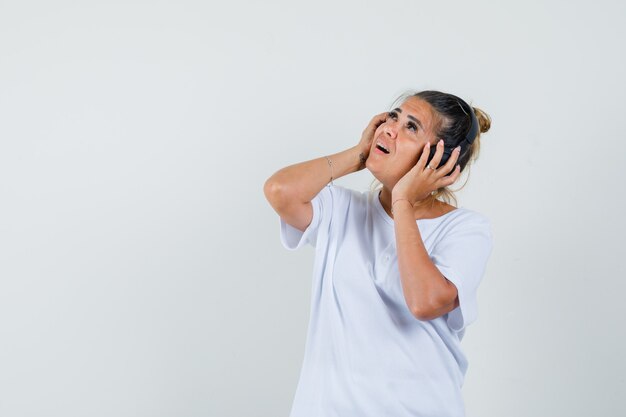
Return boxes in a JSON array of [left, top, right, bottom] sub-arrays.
[[455, 146, 461, 152], [438, 139, 443, 146], [425, 142, 430, 148]]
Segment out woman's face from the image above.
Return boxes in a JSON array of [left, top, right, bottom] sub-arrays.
[[366, 97, 439, 187]]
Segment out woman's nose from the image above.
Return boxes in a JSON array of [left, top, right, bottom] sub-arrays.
[[383, 122, 397, 139]]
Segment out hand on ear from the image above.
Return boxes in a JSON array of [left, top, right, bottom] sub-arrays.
[[392, 140, 462, 204]]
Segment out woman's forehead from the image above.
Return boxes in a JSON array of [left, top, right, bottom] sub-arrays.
[[399, 97, 436, 132]]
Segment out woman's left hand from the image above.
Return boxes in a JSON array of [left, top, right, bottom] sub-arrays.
[[392, 140, 463, 204]]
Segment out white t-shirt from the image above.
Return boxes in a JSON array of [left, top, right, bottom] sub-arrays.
[[279, 185, 493, 417]]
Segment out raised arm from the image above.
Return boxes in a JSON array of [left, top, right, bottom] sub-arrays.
[[263, 112, 388, 232], [391, 140, 463, 320]]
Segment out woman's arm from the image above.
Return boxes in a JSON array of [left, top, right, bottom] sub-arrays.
[[393, 200, 460, 320], [263, 112, 388, 232], [263, 148, 363, 231], [391, 140, 463, 320]]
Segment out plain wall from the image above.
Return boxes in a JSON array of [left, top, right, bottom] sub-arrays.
[[1, 0, 625, 416]]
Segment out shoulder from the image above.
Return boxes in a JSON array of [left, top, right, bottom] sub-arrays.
[[428, 208, 493, 263], [434, 208, 492, 241], [449, 208, 490, 227]]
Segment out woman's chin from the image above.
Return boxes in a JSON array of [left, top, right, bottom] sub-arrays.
[[365, 157, 381, 174], [365, 164, 381, 181]]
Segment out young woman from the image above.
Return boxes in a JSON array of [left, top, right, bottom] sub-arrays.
[[264, 90, 493, 416]]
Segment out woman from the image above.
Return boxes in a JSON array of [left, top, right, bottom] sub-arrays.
[[264, 90, 493, 416]]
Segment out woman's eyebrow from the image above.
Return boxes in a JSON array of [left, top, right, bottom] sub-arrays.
[[394, 108, 423, 129]]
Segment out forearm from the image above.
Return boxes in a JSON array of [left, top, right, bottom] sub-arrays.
[[264, 146, 364, 206], [392, 200, 455, 319]]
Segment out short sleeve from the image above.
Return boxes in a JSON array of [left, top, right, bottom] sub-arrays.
[[429, 213, 493, 332], [279, 186, 333, 250]]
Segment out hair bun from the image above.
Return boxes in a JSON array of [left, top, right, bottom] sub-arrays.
[[473, 107, 491, 134]]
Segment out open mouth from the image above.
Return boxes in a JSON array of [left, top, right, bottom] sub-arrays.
[[376, 143, 390, 154]]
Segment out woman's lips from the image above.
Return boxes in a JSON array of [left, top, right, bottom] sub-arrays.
[[375, 141, 390, 154]]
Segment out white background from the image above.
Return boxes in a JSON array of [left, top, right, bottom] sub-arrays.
[[1, 1, 625, 416]]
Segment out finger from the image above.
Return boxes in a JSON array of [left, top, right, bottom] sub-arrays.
[[370, 112, 389, 127], [437, 164, 461, 187], [363, 113, 389, 139], [428, 139, 445, 170], [362, 112, 389, 143], [439, 146, 461, 176], [415, 141, 431, 171]]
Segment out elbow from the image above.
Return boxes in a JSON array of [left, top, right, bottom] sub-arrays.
[[409, 289, 458, 321], [404, 272, 459, 321], [263, 177, 278, 201], [264, 177, 290, 211], [408, 294, 441, 321], [410, 303, 436, 321]]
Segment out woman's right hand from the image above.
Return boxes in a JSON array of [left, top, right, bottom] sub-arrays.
[[357, 112, 389, 165]]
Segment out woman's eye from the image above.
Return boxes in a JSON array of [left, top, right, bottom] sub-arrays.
[[387, 111, 398, 120], [407, 122, 417, 132]]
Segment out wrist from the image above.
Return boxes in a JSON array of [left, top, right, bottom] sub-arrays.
[[348, 146, 367, 172], [391, 198, 414, 214], [391, 190, 412, 202]]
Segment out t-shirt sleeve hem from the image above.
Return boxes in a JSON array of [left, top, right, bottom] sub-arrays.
[[438, 267, 478, 332], [278, 187, 327, 250], [279, 216, 317, 250]]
